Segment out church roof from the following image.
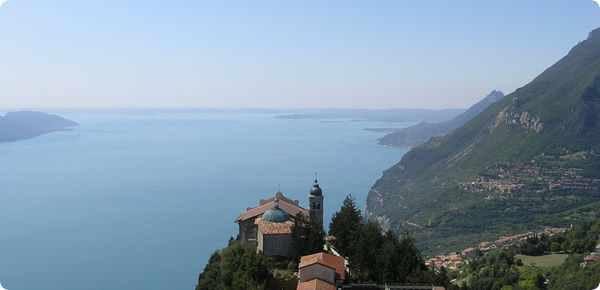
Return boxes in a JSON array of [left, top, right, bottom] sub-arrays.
[[299, 252, 346, 281], [296, 279, 336, 290], [261, 191, 299, 206], [236, 192, 308, 222], [255, 218, 295, 235]]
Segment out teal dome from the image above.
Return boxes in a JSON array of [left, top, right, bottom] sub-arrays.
[[263, 205, 289, 223]]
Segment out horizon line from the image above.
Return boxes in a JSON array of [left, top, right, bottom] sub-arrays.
[[0, 105, 468, 112]]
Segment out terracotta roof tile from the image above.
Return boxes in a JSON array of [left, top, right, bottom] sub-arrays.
[[255, 218, 295, 235], [585, 255, 600, 262], [237, 193, 308, 222], [299, 252, 346, 281], [261, 191, 299, 205], [296, 279, 336, 290]]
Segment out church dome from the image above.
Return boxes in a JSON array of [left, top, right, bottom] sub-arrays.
[[310, 179, 322, 196], [262, 201, 289, 223]]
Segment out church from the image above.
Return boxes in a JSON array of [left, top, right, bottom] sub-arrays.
[[235, 179, 324, 257]]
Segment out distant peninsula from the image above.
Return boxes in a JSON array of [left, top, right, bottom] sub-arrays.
[[0, 111, 79, 142]]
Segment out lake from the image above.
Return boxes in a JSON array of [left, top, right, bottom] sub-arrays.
[[0, 110, 408, 290]]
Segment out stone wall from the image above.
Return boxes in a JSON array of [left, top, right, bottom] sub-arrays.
[[262, 234, 295, 257], [299, 264, 336, 284], [238, 219, 257, 246]]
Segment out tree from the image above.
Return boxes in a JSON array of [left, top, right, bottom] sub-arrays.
[[328, 195, 438, 285], [293, 213, 324, 257], [375, 231, 425, 283], [347, 222, 432, 284], [196, 251, 223, 290], [351, 221, 384, 281], [550, 242, 562, 253], [462, 250, 520, 290], [196, 243, 273, 290], [549, 255, 600, 290], [329, 195, 362, 257], [434, 267, 450, 289], [517, 267, 545, 290], [397, 234, 427, 283]]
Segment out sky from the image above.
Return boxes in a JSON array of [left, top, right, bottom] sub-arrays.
[[0, 1, 599, 109]]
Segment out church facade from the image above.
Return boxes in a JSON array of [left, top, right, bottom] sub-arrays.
[[235, 179, 324, 257]]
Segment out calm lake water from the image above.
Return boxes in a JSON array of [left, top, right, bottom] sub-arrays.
[[0, 110, 408, 290]]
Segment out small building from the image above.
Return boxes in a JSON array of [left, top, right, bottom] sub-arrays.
[[462, 247, 478, 259], [583, 255, 600, 267], [297, 252, 346, 290]]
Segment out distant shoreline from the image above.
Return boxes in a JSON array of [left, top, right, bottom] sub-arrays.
[[0, 111, 79, 143]]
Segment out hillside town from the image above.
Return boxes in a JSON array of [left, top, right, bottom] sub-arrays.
[[460, 156, 600, 198], [583, 244, 600, 267], [426, 227, 569, 271]]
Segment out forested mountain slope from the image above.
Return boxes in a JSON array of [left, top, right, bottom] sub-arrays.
[[367, 28, 600, 253]]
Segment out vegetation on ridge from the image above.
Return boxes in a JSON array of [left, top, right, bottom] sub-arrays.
[[457, 219, 600, 290], [329, 196, 447, 285]]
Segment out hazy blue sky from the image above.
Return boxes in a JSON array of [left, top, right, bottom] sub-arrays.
[[1, 1, 600, 109]]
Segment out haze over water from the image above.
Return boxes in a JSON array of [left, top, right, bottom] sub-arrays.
[[0, 110, 407, 290]]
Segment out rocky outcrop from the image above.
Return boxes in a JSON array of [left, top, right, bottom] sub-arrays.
[[494, 107, 543, 133], [380, 90, 505, 147]]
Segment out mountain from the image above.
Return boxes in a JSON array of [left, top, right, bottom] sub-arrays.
[[379, 90, 505, 147], [0, 111, 78, 142], [366, 28, 600, 254]]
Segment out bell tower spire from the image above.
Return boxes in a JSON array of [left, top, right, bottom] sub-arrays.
[[309, 175, 324, 230]]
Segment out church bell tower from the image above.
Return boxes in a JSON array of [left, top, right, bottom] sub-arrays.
[[309, 178, 324, 230]]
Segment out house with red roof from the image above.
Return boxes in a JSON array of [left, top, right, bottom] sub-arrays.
[[297, 252, 347, 290]]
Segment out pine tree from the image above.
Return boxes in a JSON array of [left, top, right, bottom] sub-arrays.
[[329, 195, 362, 257], [351, 221, 384, 281]]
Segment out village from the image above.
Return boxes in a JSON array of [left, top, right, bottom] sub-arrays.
[[460, 159, 600, 197], [583, 244, 600, 267], [425, 227, 570, 271]]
